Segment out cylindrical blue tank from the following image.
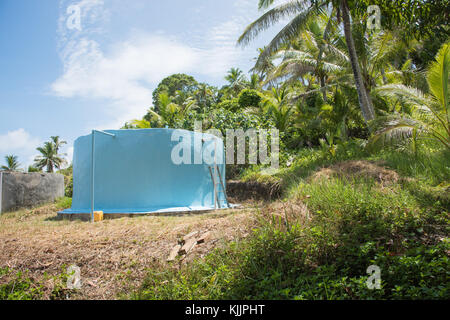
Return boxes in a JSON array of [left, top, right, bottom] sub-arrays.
[[61, 128, 227, 214]]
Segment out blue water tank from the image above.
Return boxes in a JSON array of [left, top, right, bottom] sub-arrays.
[[61, 128, 227, 214]]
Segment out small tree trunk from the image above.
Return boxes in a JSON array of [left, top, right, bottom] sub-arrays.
[[341, 0, 375, 122], [317, 15, 333, 104], [320, 75, 327, 102]]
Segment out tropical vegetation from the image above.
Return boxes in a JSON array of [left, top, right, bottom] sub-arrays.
[[123, 0, 449, 300], [1, 155, 21, 172], [2, 0, 448, 300], [34, 136, 67, 173]]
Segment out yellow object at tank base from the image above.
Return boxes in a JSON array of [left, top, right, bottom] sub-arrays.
[[94, 211, 104, 222]]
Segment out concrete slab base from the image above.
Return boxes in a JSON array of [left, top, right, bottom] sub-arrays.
[[57, 204, 241, 220]]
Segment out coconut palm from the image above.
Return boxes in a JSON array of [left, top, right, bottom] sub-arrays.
[[34, 142, 65, 173], [346, 23, 423, 98], [370, 43, 450, 151], [138, 91, 199, 129], [1, 155, 21, 171], [50, 136, 67, 154], [271, 24, 413, 119], [261, 87, 294, 132], [238, 0, 375, 122], [269, 103, 294, 132], [249, 73, 262, 90], [194, 84, 215, 112], [224, 68, 247, 97], [141, 92, 179, 128], [264, 12, 348, 101], [251, 48, 276, 85]]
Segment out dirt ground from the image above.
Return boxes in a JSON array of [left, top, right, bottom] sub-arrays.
[[0, 201, 260, 299]]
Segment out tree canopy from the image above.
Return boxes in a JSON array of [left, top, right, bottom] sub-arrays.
[[151, 74, 199, 113]]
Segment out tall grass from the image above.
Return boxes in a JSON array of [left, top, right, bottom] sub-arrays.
[[369, 148, 450, 185], [134, 162, 449, 299], [242, 139, 449, 197], [132, 139, 449, 300]]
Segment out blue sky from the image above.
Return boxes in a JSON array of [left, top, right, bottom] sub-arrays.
[[0, 0, 283, 169]]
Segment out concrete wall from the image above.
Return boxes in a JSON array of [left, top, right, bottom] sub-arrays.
[[0, 172, 64, 213]]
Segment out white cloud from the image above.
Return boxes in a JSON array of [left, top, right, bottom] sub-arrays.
[[65, 146, 74, 164], [52, 0, 264, 129], [0, 129, 42, 168], [52, 34, 202, 128], [0, 129, 41, 154]]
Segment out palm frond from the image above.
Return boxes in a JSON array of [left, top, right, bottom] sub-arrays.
[[258, 0, 275, 9], [369, 115, 421, 148], [374, 84, 433, 109], [252, 3, 324, 70], [130, 119, 151, 129], [324, 43, 349, 63], [427, 43, 449, 116], [238, 1, 312, 47], [375, 83, 448, 129], [2, 155, 20, 171]]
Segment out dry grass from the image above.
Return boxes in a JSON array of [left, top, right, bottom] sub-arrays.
[[310, 160, 400, 186], [0, 201, 259, 299]]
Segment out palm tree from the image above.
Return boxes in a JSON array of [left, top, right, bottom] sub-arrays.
[[261, 87, 294, 132], [34, 142, 65, 173], [370, 43, 450, 151], [194, 83, 215, 112], [139, 91, 196, 128], [269, 103, 294, 132], [224, 68, 247, 97], [249, 73, 262, 90], [263, 13, 348, 101], [339, 0, 375, 121], [50, 136, 67, 154], [238, 0, 375, 122], [1, 155, 20, 171], [251, 48, 276, 85]]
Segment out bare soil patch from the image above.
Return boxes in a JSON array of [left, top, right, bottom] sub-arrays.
[[227, 180, 282, 201]]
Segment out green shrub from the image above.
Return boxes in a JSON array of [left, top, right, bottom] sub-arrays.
[[27, 166, 41, 173], [238, 89, 262, 109], [133, 173, 449, 300], [55, 197, 72, 209], [217, 99, 240, 112], [0, 267, 76, 300], [65, 175, 73, 198], [0, 268, 44, 300]]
